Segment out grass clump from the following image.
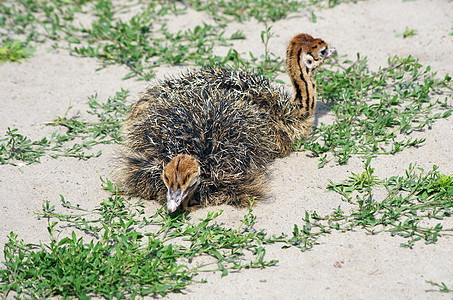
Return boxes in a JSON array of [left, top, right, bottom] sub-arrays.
[[0, 128, 50, 164], [0, 0, 353, 79], [324, 158, 453, 248], [0, 180, 282, 298], [1, 161, 452, 297], [303, 55, 452, 167], [396, 26, 417, 38], [0, 38, 34, 63], [426, 281, 453, 293], [0, 199, 195, 298], [186, 0, 302, 22], [184, 0, 355, 23], [47, 89, 130, 144], [0, 89, 129, 165]]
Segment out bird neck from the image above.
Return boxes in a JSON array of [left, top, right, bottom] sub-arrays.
[[286, 49, 316, 119]]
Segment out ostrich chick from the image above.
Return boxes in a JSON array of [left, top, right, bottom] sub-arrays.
[[121, 87, 274, 212], [121, 33, 336, 212]]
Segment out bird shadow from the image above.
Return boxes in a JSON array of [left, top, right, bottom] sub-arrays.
[[313, 100, 333, 129]]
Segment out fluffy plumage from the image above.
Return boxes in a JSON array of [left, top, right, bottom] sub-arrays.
[[121, 86, 275, 210], [119, 33, 336, 211]]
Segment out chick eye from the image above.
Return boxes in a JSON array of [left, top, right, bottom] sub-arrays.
[[188, 176, 198, 187]]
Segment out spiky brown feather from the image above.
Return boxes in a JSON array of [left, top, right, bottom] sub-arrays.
[[121, 86, 275, 207], [127, 64, 316, 157]]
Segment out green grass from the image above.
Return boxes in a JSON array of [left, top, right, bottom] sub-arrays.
[[185, 0, 302, 22], [426, 281, 453, 293], [325, 158, 453, 248], [186, 0, 359, 22], [396, 26, 417, 38], [0, 0, 353, 80], [1, 162, 452, 297], [0, 38, 34, 63], [0, 89, 129, 165], [303, 55, 452, 167], [0, 180, 302, 298]]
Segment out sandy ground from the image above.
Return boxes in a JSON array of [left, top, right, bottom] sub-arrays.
[[1, 0, 453, 298]]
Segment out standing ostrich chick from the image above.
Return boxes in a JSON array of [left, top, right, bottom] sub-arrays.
[[120, 33, 336, 212]]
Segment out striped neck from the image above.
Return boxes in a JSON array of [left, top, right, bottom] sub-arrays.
[[286, 46, 316, 119]]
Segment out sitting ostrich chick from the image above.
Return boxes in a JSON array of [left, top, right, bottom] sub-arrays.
[[122, 87, 274, 212], [121, 33, 336, 212]]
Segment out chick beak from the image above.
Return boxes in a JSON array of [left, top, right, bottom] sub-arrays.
[[326, 48, 337, 59], [166, 187, 184, 213], [166, 177, 199, 213]]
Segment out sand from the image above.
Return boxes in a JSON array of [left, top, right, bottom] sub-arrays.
[[1, 0, 452, 298]]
